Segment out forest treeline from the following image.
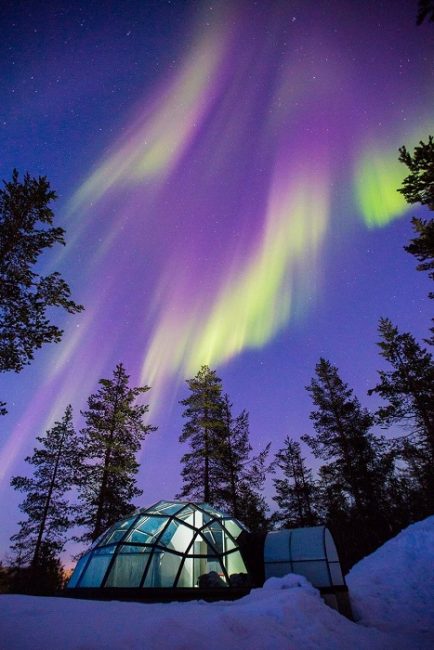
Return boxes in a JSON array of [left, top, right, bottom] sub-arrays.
[[0, 134, 433, 594]]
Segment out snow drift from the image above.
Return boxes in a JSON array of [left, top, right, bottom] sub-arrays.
[[0, 516, 433, 650], [347, 514, 434, 647]]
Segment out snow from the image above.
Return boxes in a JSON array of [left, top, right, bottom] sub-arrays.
[[1, 517, 433, 650], [347, 515, 434, 648]]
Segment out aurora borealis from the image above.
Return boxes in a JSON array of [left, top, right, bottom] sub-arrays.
[[0, 0, 433, 559]]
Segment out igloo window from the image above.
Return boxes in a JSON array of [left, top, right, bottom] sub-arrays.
[[68, 501, 250, 591], [264, 526, 345, 588]]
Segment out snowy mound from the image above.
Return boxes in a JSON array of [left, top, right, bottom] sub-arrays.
[[347, 515, 434, 645], [0, 574, 388, 650], [1, 520, 434, 650]]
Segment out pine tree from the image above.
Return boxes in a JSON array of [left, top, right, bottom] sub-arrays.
[[399, 437, 432, 519], [216, 395, 247, 517], [404, 218, 434, 297], [0, 170, 83, 377], [76, 364, 155, 544], [10, 406, 77, 589], [302, 359, 391, 564], [272, 437, 318, 528], [177, 365, 225, 504], [399, 136, 434, 210], [216, 395, 270, 529], [398, 136, 434, 341], [236, 482, 269, 532], [368, 318, 434, 512], [217, 397, 266, 508]]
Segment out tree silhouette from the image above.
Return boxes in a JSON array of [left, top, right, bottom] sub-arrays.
[[178, 365, 225, 504], [0, 170, 83, 378], [303, 359, 392, 564], [272, 437, 318, 528], [369, 318, 434, 512], [76, 364, 155, 543], [10, 406, 77, 591]]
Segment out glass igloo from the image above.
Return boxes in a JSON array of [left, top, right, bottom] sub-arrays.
[[67, 501, 250, 591]]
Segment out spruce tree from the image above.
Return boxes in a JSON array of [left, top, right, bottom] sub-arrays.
[[272, 437, 318, 528], [404, 218, 434, 297], [76, 364, 155, 544], [217, 395, 270, 530], [178, 365, 225, 504], [0, 170, 83, 376], [399, 136, 434, 210], [302, 358, 391, 564], [216, 395, 247, 517], [10, 406, 77, 589], [236, 482, 269, 532], [398, 136, 434, 341], [369, 318, 434, 511]]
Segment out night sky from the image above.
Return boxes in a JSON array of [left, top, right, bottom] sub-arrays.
[[0, 0, 433, 562]]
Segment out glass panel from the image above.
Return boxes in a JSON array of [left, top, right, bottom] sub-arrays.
[[223, 519, 244, 540], [192, 534, 218, 557], [102, 516, 137, 545], [125, 515, 166, 544], [198, 512, 213, 526], [264, 561, 291, 580], [176, 558, 194, 587], [201, 523, 224, 554], [105, 546, 151, 587], [264, 530, 291, 562], [162, 520, 195, 554], [194, 555, 228, 588], [152, 500, 168, 509], [198, 503, 228, 518], [78, 548, 115, 587], [160, 552, 183, 586], [290, 528, 325, 561], [179, 553, 225, 586], [225, 550, 248, 581], [157, 519, 178, 548], [154, 502, 185, 516], [224, 534, 237, 551], [174, 505, 196, 522], [324, 529, 339, 562], [329, 562, 345, 586], [292, 560, 330, 587], [67, 554, 89, 588], [94, 525, 119, 548], [142, 551, 182, 587], [90, 531, 108, 550], [178, 556, 231, 588]]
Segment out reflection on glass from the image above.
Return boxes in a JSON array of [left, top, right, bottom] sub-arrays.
[[68, 501, 250, 591], [201, 523, 224, 553], [105, 546, 151, 587], [125, 516, 166, 544], [78, 548, 115, 587], [67, 554, 89, 588], [143, 551, 183, 587]]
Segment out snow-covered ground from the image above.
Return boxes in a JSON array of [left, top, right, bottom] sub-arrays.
[[1, 516, 433, 650], [347, 515, 434, 649]]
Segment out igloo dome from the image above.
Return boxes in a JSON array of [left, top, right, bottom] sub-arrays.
[[67, 501, 250, 592]]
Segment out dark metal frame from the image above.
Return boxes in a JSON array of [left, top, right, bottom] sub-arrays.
[[69, 501, 249, 591]]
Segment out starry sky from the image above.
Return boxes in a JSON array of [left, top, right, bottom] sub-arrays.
[[0, 0, 433, 561]]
